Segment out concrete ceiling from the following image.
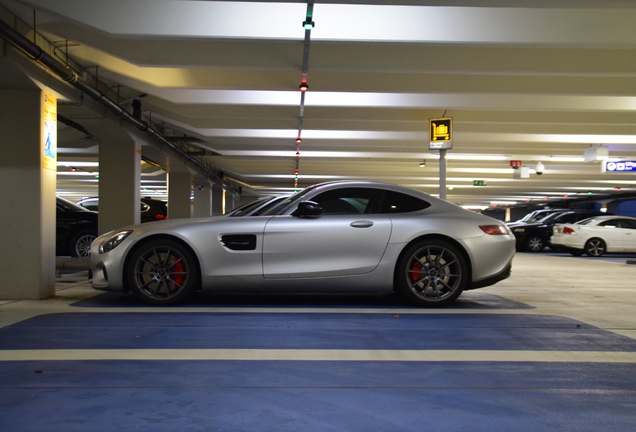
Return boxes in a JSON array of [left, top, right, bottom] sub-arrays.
[[3, 0, 636, 210]]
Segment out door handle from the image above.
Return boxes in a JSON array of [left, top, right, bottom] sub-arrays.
[[350, 220, 374, 228]]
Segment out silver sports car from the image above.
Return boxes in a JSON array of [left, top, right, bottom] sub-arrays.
[[90, 181, 515, 306]]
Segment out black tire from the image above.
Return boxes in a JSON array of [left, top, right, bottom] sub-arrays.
[[126, 239, 200, 306], [395, 239, 468, 307], [69, 229, 97, 258], [525, 236, 545, 252], [585, 238, 606, 257]]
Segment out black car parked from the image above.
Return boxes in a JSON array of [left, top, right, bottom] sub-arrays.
[[506, 208, 567, 228], [512, 209, 609, 252], [76, 197, 168, 223], [56, 197, 98, 257]]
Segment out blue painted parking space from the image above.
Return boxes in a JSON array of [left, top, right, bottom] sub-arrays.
[[3, 360, 636, 391], [1, 379, 635, 432], [1, 312, 635, 352]]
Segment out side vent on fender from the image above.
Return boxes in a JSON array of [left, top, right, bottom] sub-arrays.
[[221, 234, 257, 251]]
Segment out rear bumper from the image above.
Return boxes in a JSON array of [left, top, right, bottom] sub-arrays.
[[467, 259, 512, 290]]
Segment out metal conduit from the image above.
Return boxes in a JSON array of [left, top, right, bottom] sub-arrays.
[[0, 18, 239, 195]]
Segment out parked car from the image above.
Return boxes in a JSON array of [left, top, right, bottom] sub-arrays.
[[90, 181, 515, 307], [512, 209, 609, 252], [56, 197, 98, 258], [551, 215, 636, 257], [76, 197, 167, 223], [506, 208, 567, 227]]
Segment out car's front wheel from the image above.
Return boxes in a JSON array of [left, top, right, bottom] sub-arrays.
[[70, 229, 97, 258], [585, 238, 606, 257], [395, 239, 467, 307], [525, 236, 545, 252], [126, 239, 200, 305]]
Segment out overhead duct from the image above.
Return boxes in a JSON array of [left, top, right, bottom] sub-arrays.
[[0, 17, 240, 195]]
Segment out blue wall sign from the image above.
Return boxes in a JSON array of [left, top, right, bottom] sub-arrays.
[[605, 161, 636, 172]]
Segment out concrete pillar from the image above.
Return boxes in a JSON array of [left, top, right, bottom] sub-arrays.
[[167, 171, 191, 219], [92, 125, 141, 234], [212, 184, 224, 216], [0, 89, 56, 299], [225, 191, 235, 214], [193, 178, 212, 217]]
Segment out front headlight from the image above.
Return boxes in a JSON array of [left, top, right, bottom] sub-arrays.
[[99, 230, 133, 254]]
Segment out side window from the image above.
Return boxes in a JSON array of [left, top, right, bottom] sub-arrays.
[[310, 188, 383, 215], [599, 220, 621, 228], [621, 219, 636, 230], [381, 191, 430, 213]]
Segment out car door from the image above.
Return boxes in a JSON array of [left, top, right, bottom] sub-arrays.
[[262, 188, 392, 279], [595, 219, 626, 252], [618, 219, 636, 252]]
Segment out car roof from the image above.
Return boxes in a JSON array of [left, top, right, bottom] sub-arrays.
[[582, 215, 636, 222]]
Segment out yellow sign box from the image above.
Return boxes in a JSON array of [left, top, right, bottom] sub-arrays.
[[429, 118, 453, 150], [42, 92, 57, 171]]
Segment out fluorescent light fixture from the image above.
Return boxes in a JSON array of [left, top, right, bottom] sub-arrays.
[[57, 162, 99, 167], [490, 201, 517, 205], [445, 155, 508, 161]]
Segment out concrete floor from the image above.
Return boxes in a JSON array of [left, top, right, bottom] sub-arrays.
[[1, 252, 635, 431]]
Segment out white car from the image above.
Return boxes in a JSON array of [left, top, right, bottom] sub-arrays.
[[551, 215, 636, 257]]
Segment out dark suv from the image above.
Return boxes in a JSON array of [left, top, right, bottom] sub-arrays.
[[512, 209, 609, 252]]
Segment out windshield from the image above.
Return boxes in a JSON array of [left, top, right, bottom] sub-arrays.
[[230, 197, 269, 217], [532, 211, 559, 223], [57, 197, 91, 212], [578, 216, 600, 225], [261, 186, 317, 216], [541, 212, 572, 224], [517, 211, 538, 223]]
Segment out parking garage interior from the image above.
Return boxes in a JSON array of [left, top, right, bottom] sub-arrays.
[[1, 0, 636, 430]]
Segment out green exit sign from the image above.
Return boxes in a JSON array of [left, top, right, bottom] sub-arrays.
[[473, 180, 487, 186]]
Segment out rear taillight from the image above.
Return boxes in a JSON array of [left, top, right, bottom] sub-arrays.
[[480, 225, 511, 235], [154, 214, 167, 221], [563, 226, 576, 234]]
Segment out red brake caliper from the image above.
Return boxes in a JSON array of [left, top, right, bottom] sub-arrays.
[[409, 262, 423, 284], [173, 259, 185, 286]]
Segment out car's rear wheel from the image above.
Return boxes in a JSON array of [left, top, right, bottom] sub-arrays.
[[127, 239, 199, 305], [395, 239, 467, 307], [525, 236, 545, 252], [70, 229, 97, 258], [585, 238, 606, 257]]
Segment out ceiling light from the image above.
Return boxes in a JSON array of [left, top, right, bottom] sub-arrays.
[[299, 83, 308, 92], [296, 138, 302, 143], [445, 154, 508, 161], [419, 160, 426, 167], [302, 20, 315, 30]]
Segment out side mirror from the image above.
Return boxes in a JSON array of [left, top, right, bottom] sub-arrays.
[[295, 201, 322, 218]]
